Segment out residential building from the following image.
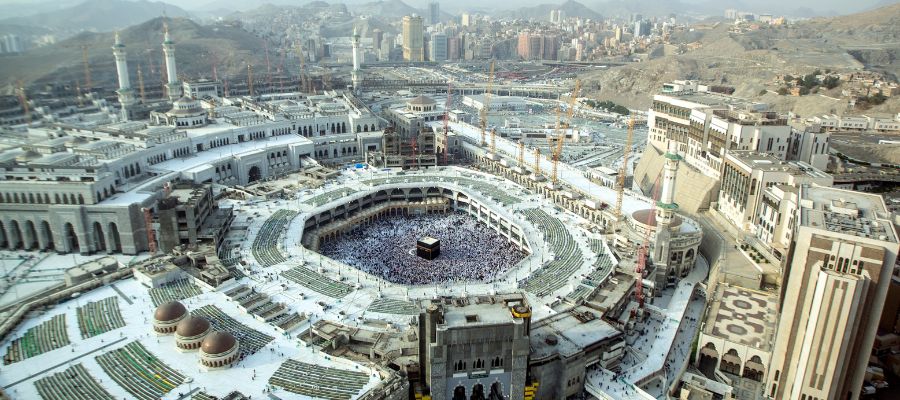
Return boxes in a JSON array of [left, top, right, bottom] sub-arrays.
[[766, 185, 899, 400], [402, 15, 425, 62], [718, 151, 833, 234]]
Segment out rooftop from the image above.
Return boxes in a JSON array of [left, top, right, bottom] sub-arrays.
[[800, 184, 897, 243], [703, 285, 778, 351]]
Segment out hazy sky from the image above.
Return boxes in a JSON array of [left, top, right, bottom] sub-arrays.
[[1, 0, 896, 17]]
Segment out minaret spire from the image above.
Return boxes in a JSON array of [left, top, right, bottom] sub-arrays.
[[112, 31, 136, 120], [351, 27, 362, 92], [162, 20, 182, 101]]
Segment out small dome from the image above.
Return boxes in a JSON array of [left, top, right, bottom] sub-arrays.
[[175, 315, 210, 338], [407, 95, 436, 106], [200, 331, 237, 355], [154, 301, 187, 322]]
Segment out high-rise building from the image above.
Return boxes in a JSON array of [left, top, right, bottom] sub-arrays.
[[402, 15, 425, 62], [634, 19, 651, 37], [550, 9, 565, 24], [447, 35, 462, 60], [430, 32, 447, 61], [461, 13, 473, 27], [371, 29, 383, 50], [766, 185, 899, 400], [1, 34, 23, 54], [428, 1, 440, 25]]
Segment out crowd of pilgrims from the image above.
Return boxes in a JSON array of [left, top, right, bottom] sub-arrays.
[[319, 211, 525, 285]]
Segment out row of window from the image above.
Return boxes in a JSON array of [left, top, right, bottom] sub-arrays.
[[453, 356, 505, 372]]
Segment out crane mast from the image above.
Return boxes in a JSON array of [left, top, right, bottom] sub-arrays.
[[614, 117, 636, 228], [479, 61, 495, 147], [247, 64, 254, 97], [137, 65, 146, 102], [550, 106, 564, 185], [442, 83, 452, 165], [16, 81, 30, 125], [518, 141, 525, 168], [81, 45, 92, 89], [551, 80, 581, 185], [635, 174, 662, 315], [533, 148, 542, 176]]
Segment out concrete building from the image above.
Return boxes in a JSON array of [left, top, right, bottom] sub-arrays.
[[402, 15, 425, 62], [430, 32, 448, 62], [419, 294, 531, 400], [154, 183, 233, 254], [697, 284, 778, 399], [528, 306, 624, 398], [182, 79, 222, 99], [766, 185, 899, 400], [718, 151, 833, 233], [428, 1, 440, 25]]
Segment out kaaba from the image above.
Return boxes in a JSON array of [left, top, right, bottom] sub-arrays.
[[416, 237, 441, 260]]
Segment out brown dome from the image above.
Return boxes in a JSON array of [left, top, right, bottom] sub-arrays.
[[154, 301, 187, 322], [175, 315, 210, 338], [200, 331, 237, 355]]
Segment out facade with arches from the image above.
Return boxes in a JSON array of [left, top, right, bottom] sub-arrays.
[[420, 294, 531, 400], [695, 284, 777, 392]]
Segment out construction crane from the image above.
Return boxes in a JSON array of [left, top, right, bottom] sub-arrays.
[[442, 83, 452, 165], [551, 80, 581, 184], [296, 45, 308, 92], [137, 65, 146, 102], [142, 207, 157, 254], [75, 81, 84, 107], [247, 64, 255, 97], [479, 60, 495, 147], [614, 117, 636, 228], [533, 147, 542, 177], [264, 40, 272, 85], [81, 45, 92, 90], [550, 106, 564, 185], [16, 81, 30, 125], [634, 174, 662, 315], [490, 128, 497, 156], [518, 141, 526, 169], [563, 79, 581, 139]]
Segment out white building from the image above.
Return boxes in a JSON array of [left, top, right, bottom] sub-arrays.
[[718, 151, 833, 234]]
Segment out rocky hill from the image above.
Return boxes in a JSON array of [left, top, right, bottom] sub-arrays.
[[0, 17, 267, 92], [579, 3, 900, 116], [507, 1, 603, 21], [0, 0, 190, 37]]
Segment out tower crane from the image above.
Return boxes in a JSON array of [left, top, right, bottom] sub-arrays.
[[16, 81, 30, 125], [137, 65, 146, 102], [518, 141, 526, 169], [247, 64, 255, 97], [551, 80, 581, 185], [81, 45, 92, 90], [75, 81, 84, 107], [442, 83, 452, 165], [296, 45, 308, 92], [550, 106, 564, 186], [614, 116, 636, 229], [479, 60, 495, 147], [533, 148, 542, 177], [632, 173, 662, 317]]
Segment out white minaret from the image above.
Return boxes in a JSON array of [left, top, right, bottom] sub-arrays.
[[112, 32, 136, 119], [652, 141, 682, 268], [351, 27, 362, 92], [655, 141, 681, 227], [162, 23, 182, 101]]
